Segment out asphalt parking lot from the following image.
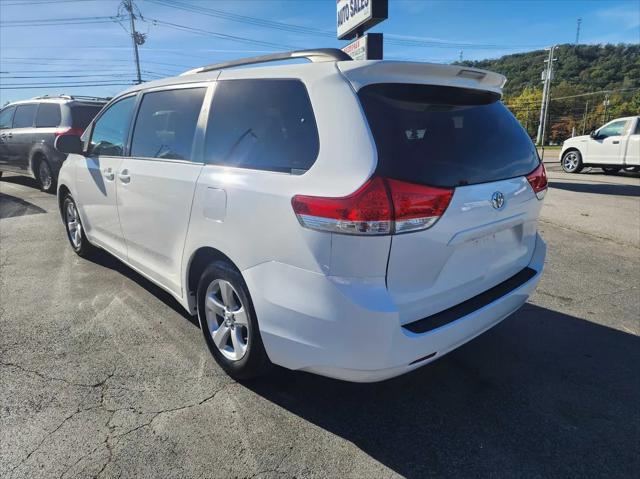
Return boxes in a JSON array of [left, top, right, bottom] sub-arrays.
[[1, 160, 638, 479]]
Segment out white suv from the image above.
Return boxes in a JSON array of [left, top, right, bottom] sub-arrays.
[[55, 49, 547, 382]]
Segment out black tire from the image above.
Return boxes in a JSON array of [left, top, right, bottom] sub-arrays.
[[602, 166, 621, 175], [62, 195, 95, 257], [197, 261, 270, 380], [561, 150, 583, 173], [36, 158, 56, 193]]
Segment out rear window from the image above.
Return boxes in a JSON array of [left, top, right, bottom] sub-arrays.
[[71, 105, 104, 129], [358, 83, 539, 188], [35, 103, 61, 127], [204, 79, 319, 173]]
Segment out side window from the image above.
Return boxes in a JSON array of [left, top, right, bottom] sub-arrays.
[[598, 120, 627, 138], [0, 106, 16, 129], [635, 120, 640, 135], [130, 87, 206, 161], [35, 103, 62, 128], [205, 79, 319, 173], [90, 96, 136, 157], [12, 104, 37, 128]]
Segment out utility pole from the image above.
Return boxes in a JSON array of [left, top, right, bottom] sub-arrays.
[[575, 18, 582, 44], [123, 0, 143, 84], [536, 45, 557, 146], [582, 99, 589, 135], [459, 50, 463, 63], [602, 94, 610, 124]]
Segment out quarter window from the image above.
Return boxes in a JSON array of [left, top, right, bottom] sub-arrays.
[[204, 79, 319, 173], [130, 87, 206, 161], [90, 96, 136, 157], [35, 103, 62, 128], [0, 106, 15, 129], [12, 104, 37, 128]]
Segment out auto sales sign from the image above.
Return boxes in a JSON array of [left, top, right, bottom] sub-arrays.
[[337, 0, 388, 40]]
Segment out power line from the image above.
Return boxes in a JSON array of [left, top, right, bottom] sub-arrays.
[[0, 15, 125, 27], [503, 87, 640, 108], [146, 0, 546, 51], [0, 82, 137, 90], [0, 0, 98, 5], [147, 18, 298, 51]]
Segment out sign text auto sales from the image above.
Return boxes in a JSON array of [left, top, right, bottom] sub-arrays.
[[337, 0, 369, 29], [336, 0, 387, 40]]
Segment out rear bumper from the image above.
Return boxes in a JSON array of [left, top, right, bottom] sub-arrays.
[[243, 233, 546, 382]]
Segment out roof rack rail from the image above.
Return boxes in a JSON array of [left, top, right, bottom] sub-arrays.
[[30, 94, 112, 102], [180, 48, 352, 76]]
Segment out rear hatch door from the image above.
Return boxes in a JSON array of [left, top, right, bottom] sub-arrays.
[[357, 82, 543, 323]]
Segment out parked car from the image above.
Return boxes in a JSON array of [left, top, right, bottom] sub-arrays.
[[0, 95, 107, 192], [560, 116, 640, 174], [54, 49, 547, 382]]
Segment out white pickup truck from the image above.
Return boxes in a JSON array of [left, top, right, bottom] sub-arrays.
[[560, 115, 640, 174]]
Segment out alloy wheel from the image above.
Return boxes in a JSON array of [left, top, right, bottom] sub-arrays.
[[204, 279, 249, 361], [39, 161, 52, 191], [65, 201, 82, 249], [562, 152, 579, 172]]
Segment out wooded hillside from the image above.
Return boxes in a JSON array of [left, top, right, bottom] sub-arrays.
[[460, 44, 640, 143]]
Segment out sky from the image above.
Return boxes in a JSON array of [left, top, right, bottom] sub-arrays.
[[1, 0, 639, 104]]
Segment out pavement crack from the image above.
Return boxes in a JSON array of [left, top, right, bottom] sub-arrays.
[[9, 407, 85, 478], [110, 382, 235, 444], [0, 361, 115, 389]]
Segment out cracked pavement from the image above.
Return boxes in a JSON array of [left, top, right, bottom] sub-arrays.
[[1, 164, 639, 479]]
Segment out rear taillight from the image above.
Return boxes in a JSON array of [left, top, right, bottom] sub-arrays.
[[526, 163, 548, 200], [387, 179, 453, 233], [291, 177, 453, 236], [55, 127, 84, 138]]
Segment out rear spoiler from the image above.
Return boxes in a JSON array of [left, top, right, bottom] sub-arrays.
[[337, 61, 506, 96]]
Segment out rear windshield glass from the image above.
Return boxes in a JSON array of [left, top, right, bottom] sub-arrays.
[[358, 83, 539, 188], [71, 105, 103, 129]]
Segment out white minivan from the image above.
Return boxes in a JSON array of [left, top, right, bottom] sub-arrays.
[[55, 49, 547, 382]]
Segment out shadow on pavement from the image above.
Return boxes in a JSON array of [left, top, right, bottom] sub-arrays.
[[550, 181, 640, 197], [86, 248, 199, 327], [246, 304, 640, 478], [0, 174, 43, 190], [0, 192, 47, 219]]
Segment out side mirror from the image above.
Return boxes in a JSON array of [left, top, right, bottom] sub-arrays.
[[55, 135, 84, 155], [589, 130, 597, 138]]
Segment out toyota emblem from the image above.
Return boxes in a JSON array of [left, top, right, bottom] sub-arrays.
[[491, 191, 505, 210]]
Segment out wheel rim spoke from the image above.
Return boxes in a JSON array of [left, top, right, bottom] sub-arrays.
[[219, 281, 235, 308], [206, 294, 226, 317], [230, 329, 246, 359], [211, 324, 230, 349]]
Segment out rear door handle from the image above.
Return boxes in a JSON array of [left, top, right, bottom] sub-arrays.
[[612, 140, 620, 144], [118, 169, 131, 183], [102, 167, 114, 181]]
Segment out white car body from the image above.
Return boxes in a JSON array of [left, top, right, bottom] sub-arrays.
[[57, 56, 547, 382], [561, 116, 640, 169]]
